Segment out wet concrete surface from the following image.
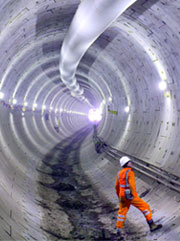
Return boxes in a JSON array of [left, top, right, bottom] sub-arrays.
[[36, 127, 160, 240]]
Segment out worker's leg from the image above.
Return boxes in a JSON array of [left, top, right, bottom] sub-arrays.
[[95, 143, 101, 153], [131, 196, 152, 222], [116, 200, 131, 228]]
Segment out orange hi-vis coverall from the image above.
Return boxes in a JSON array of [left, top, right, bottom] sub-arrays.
[[115, 167, 152, 229]]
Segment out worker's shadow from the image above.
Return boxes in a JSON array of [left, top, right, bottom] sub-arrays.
[[124, 215, 180, 238], [155, 215, 180, 234]]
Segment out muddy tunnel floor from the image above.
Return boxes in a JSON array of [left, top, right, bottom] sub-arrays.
[[36, 127, 153, 241]]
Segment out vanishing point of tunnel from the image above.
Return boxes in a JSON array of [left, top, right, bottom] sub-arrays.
[[0, 0, 180, 240]]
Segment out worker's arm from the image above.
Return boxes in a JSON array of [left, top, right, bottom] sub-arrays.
[[115, 173, 120, 197], [128, 170, 138, 197]]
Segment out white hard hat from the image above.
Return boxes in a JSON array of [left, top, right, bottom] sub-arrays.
[[119, 156, 131, 167]]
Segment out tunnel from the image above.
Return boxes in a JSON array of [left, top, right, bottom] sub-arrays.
[[0, 0, 180, 240]]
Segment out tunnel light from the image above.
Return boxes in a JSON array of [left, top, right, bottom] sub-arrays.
[[33, 103, 37, 108], [12, 99, 17, 104], [50, 106, 53, 110], [24, 102, 28, 107], [99, 100, 106, 113], [42, 105, 46, 109], [164, 91, 171, 98], [124, 106, 130, 113], [108, 97, 112, 102], [0, 92, 4, 99], [159, 81, 167, 91], [88, 108, 102, 122]]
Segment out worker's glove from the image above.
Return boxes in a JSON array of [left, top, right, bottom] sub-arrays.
[[125, 189, 134, 200]]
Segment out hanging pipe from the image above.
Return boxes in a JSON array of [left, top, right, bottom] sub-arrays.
[[59, 0, 137, 107]]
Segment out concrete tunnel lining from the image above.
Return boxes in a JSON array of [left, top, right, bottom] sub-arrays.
[[0, 0, 180, 240]]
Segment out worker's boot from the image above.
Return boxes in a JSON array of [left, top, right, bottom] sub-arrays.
[[117, 228, 124, 240], [148, 220, 162, 232]]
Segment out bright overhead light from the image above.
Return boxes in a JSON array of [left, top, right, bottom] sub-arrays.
[[164, 91, 171, 98], [159, 81, 167, 91], [50, 106, 53, 110], [12, 99, 17, 104], [0, 92, 4, 99], [124, 106, 130, 113], [109, 97, 112, 102], [33, 103, 37, 108], [24, 102, 28, 107], [42, 105, 46, 109]]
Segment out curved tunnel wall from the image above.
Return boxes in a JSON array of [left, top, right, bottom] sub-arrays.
[[0, 0, 180, 240]]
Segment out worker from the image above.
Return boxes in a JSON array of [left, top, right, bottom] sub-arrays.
[[115, 156, 162, 238], [93, 124, 107, 153]]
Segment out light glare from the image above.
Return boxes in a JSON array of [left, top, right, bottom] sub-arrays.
[[12, 99, 17, 104], [88, 108, 102, 122], [159, 81, 167, 91], [0, 92, 4, 99], [124, 106, 130, 113]]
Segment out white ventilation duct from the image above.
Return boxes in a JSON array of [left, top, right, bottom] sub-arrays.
[[59, 0, 137, 106]]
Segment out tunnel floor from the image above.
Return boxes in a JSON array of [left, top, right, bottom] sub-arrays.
[[36, 127, 161, 240]]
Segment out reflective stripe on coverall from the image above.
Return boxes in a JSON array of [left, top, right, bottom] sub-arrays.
[[115, 167, 152, 228]]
